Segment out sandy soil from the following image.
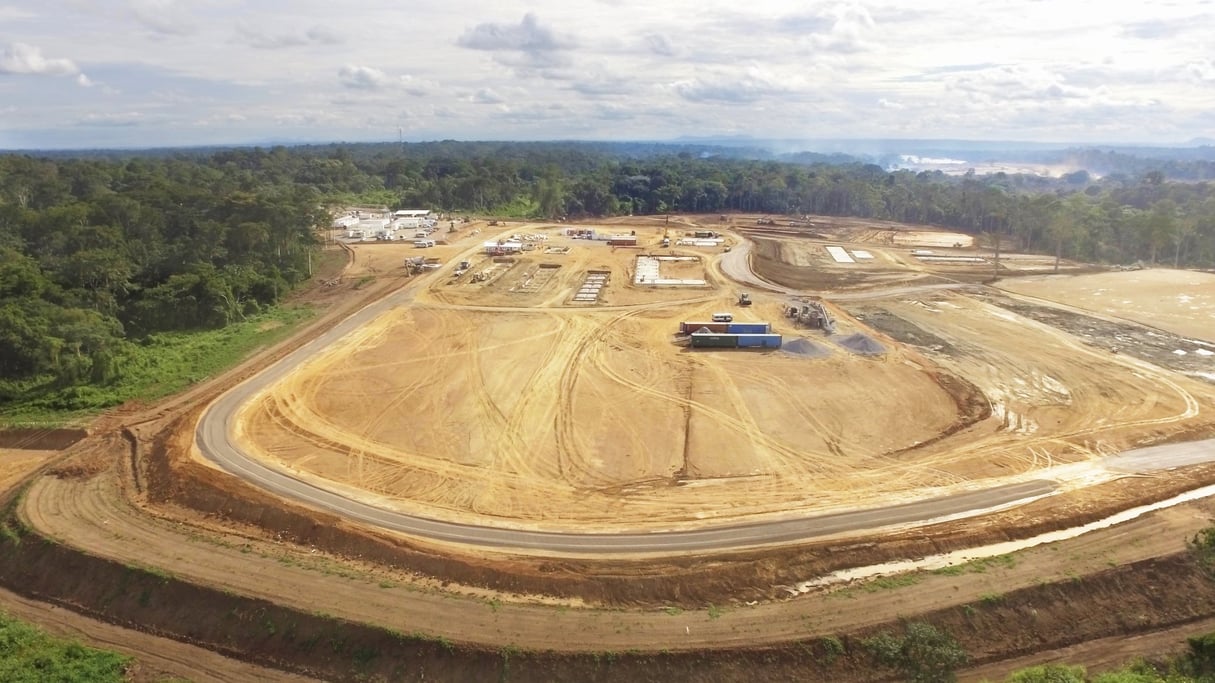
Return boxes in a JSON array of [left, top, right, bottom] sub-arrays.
[[0, 449, 55, 490], [1000, 268, 1215, 343], [19, 461, 1215, 655], [231, 217, 1215, 533], [1, 213, 1214, 680], [237, 221, 986, 530]]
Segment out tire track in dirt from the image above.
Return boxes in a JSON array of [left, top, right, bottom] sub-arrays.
[[552, 310, 641, 487], [585, 345, 854, 481], [20, 466, 1215, 656]]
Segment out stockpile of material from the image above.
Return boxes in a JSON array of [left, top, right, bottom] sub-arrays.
[[834, 333, 886, 355], [782, 338, 831, 358]]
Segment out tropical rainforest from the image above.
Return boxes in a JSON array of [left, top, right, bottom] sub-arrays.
[[1, 140, 1213, 419]]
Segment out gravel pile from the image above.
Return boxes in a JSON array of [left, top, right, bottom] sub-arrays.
[[834, 333, 886, 356], [782, 338, 831, 358]]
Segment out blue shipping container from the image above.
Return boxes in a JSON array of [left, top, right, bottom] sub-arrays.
[[736, 334, 783, 348], [727, 322, 771, 334]]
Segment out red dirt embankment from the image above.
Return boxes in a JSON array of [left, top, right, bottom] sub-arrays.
[[0, 428, 87, 450], [4, 493, 1215, 682]]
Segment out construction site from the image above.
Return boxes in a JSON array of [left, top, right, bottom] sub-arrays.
[[4, 213, 1215, 681]]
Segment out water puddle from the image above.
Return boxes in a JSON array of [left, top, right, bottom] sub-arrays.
[[780, 482, 1215, 597]]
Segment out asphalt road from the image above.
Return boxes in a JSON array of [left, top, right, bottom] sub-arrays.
[[194, 234, 1214, 555]]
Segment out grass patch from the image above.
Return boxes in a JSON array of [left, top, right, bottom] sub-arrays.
[[931, 554, 1017, 576], [0, 611, 131, 682], [863, 573, 922, 592], [979, 592, 1005, 605], [0, 305, 314, 426]]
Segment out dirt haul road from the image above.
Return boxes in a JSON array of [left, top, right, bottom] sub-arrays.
[[198, 222, 1215, 551], [17, 454, 1215, 665], [10, 216, 1215, 680]]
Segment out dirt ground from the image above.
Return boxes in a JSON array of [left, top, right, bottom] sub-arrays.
[[14, 457, 1215, 670], [6, 213, 1215, 680], [0, 449, 55, 490], [233, 217, 1215, 532], [1000, 268, 1215, 343]]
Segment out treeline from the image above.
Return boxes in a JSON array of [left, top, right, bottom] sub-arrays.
[[322, 141, 1215, 267], [3, 141, 1214, 405], [0, 155, 324, 390]]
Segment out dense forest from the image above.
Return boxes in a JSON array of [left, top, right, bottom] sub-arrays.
[[0, 154, 324, 400], [1, 141, 1213, 416]]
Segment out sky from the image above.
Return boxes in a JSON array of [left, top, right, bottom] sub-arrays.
[[1, 0, 1214, 150]]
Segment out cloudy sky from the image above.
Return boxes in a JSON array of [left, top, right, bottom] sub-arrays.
[[1, 0, 1213, 149]]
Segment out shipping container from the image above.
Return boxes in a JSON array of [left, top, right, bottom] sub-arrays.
[[736, 334, 783, 348], [690, 333, 738, 348], [726, 322, 771, 334], [679, 322, 730, 334]]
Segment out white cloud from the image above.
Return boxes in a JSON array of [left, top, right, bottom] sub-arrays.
[[457, 13, 575, 68], [471, 88, 503, 104], [337, 65, 433, 96], [0, 42, 79, 76], [642, 33, 676, 57], [79, 111, 145, 127], [947, 65, 1085, 102], [808, 3, 878, 53], [0, 6, 36, 21], [338, 65, 390, 90], [128, 0, 196, 36], [237, 25, 343, 49], [2, 0, 1214, 147], [1186, 60, 1215, 81], [673, 66, 795, 104]]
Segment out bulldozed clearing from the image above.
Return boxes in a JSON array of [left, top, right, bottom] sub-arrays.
[[231, 218, 1215, 532]]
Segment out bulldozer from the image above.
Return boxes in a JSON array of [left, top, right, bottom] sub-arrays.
[[738, 292, 752, 307]]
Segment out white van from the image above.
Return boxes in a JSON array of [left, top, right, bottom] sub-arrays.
[[414, 239, 436, 248], [711, 312, 734, 322]]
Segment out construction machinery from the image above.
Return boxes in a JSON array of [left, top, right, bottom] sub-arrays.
[[738, 292, 752, 307], [786, 299, 835, 333]]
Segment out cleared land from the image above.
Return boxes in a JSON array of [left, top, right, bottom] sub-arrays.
[[231, 219, 1215, 533], [1000, 268, 1215, 343], [7, 214, 1215, 680], [0, 449, 55, 490]]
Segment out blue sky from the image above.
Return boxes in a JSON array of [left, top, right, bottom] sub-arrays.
[[2, 0, 1213, 149]]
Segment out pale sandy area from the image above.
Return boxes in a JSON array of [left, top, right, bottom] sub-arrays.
[[231, 222, 1215, 532], [1001, 269, 1215, 342]]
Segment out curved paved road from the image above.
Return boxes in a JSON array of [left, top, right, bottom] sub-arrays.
[[194, 233, 1214, 554]]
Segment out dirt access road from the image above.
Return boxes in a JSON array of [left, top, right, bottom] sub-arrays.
[[212, 219, 1215, 542], [9, 214, 1215, 680]]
